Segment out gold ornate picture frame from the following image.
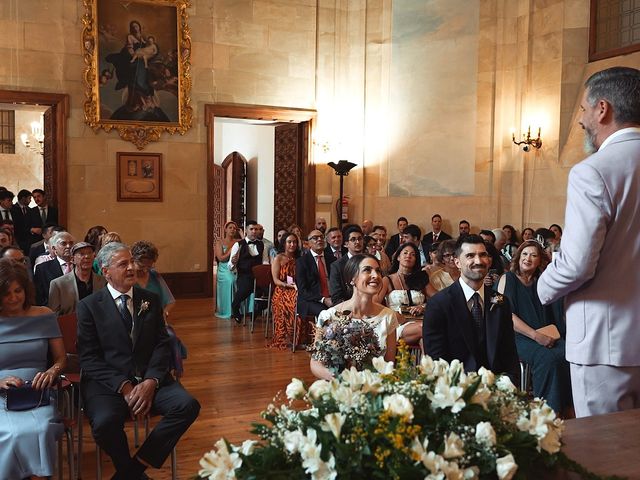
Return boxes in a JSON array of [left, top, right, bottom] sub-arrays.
[[82, 0, 193, 149]]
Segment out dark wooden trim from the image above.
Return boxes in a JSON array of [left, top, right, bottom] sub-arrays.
[[588, 0, 640, 62], [0, 90, 69, 227], [204, 103, 317, 298], [162, 271, 210, 298]]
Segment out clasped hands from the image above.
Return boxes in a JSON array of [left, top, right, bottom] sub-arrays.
[[1, 368, 58, 391], [122, 379, 156, 418]]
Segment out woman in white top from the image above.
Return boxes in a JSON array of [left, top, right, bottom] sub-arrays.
[[375, 242, 428, 345], [311, 254, 399, 380]]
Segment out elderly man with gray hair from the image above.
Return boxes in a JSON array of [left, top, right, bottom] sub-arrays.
[[34, 230, 74, 305], [78, 242, 200, 479]]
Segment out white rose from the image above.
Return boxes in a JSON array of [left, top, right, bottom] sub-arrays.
[[308, 379, 332, 399], [383, 393, 414, 420], [496, 375, 516, 393], [283, 429, 305, 453], [198, 438, 241, 479], [286, 378, 306, 400], [372, 356, 394, 374], [442, 432, 465, 459], [496, 454, 518, 480], [477, 367, 495, 386], [474, 421, 497, 446]]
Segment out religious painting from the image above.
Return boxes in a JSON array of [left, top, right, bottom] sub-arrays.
[[387, 0, 479, 196], [82, 0, 193, 149], [117, 152, 162, 201]]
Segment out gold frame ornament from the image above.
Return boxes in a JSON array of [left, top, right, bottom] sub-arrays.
[[82, 0, 193, 149]]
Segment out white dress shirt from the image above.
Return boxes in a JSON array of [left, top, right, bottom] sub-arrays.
[[458, 277, 485, 314]]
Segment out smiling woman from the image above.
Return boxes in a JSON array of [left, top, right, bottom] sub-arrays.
[[310, 254, 401, 380]]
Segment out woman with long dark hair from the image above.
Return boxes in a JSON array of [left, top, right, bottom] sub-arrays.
[[269, 233, 301, 349]]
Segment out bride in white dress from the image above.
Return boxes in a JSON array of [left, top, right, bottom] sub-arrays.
[[311, 254, 400, 380]]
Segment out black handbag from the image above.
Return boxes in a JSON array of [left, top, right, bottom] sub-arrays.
[[5, 381, 50, 411]]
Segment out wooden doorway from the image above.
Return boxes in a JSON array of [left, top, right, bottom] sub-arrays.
[[0, 90, 69, 225], [205, 103, 316, 297]]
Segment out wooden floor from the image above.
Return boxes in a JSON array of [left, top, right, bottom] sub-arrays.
[[75, 297, 315, 479]]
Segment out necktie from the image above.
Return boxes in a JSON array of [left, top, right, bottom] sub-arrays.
[[117, 294, 133, 334], [433, 233, 439, 243], [22, 206, 26, 215], [316, 255, 330, 298], [40, 208, 46, 223], [334, 249, 341, 259], [3, 210, 8, 220], [471, 292, 483, 332]]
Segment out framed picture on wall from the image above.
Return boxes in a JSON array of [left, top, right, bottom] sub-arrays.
[[82, 0, 193, 149], [117, 152, 162, 201]]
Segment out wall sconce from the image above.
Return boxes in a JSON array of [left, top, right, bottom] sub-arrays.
[[327, 160, 357, 229], [512, 126, 542, 152]]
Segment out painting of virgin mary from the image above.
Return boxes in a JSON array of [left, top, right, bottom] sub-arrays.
[[97, 1, 180, 123]]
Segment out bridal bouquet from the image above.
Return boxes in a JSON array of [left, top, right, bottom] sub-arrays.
[[307, 310, 383, 375], [196, 344, 614, 480]]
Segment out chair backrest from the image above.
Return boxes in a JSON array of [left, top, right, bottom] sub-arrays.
[[57, 312, 78, 355], [252, 264, 275, 288]]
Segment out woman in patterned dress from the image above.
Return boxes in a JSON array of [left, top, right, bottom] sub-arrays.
[[269, 233, 301, 349]]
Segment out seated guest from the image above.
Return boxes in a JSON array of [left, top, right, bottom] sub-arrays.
[[329, 224, 364, 305], [384, 216, 407, 259], [270, 233, 301, 349], [502, 224, 519, 261], [324, 227, 346, 260], [296, 229, 335, 317], [84, 225, 108, 250], [479, 229, 506, 281], [423, 234, 519, 384], [498, 240, 571, 414], [371, 226, 392, 274], [402, 224, 428, 267], [0, 227, 12, 248], [29, 223, 63, 267], [491, 228, 510, 269], [131, 240, 175, 319], [315, 216, 327, 234], [364, 235, 376, 254], [534, 228, 557, 261], [422, 214, 452, 249], [458, 220, 471, 238], [375, 242, 428, 345], [521, 227, 535, 241], [34, 231, 74, 306], [426, 239, 460, 297], [257, 224, 274, 257], [93, 231, 123, 274], [77, 243, 200, 480], [269, 229, 288, 261], [361, 219, 374, 236], [311, 254, 399, 380], [48, 241, 105, 315], [549, 223, 563, 248], [425, 242, 441, 274], [229, 220, 269, 323], [0, 258, 66, 479]]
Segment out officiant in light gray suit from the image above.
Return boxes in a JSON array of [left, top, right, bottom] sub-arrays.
[[538, 67, 640, 418]]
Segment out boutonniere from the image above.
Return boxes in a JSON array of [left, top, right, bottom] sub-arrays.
[[489, 293, 505, 312], [138, 300, 150, 316]]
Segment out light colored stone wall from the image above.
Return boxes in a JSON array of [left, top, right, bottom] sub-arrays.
[[1, 0, 637, 273]]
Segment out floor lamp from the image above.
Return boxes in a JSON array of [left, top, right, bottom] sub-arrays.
[[327, 160, 357, 229]]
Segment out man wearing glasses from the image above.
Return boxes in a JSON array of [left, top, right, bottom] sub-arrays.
[[296, 229, 336, 317], [329, 224, 364, 305]]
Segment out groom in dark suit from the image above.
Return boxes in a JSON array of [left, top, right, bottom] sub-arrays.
[[423, 234, 519, 384], [78, 242, 199, 479]]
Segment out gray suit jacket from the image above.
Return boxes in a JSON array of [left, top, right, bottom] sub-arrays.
[[538, 129, 640, 366], [48, 271, 106, 315]]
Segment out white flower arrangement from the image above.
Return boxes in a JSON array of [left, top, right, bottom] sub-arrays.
[[196, 344, 606, 480]]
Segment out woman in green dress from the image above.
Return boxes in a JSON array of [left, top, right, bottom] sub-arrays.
[[214, 221, 238, 319]]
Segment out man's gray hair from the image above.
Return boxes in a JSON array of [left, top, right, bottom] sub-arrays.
[[50, 231, 72, 247], [96, 242, 129, 270], [585, 67, 640, 125]]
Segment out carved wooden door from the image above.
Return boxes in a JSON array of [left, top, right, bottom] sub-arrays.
[[42, 107, 56, 205], [274, 123, 303, 235], [221, 151, 247, 228]]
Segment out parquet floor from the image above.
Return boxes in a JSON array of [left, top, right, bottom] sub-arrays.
[[75, 297, 315, 479]]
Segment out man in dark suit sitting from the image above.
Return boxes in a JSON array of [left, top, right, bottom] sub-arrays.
[[34, 230, 74, 305], [329, 224, 364, 305], [422, 214, 452, 250], [78, 242, 199, 480], [296, 229, 336, 317], [423, 234, 519, 384], [324, 227, 347, 261], [384, 216, 408, 259]]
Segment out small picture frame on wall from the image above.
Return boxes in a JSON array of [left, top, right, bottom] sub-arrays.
[[117, 152, 162, 201]]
